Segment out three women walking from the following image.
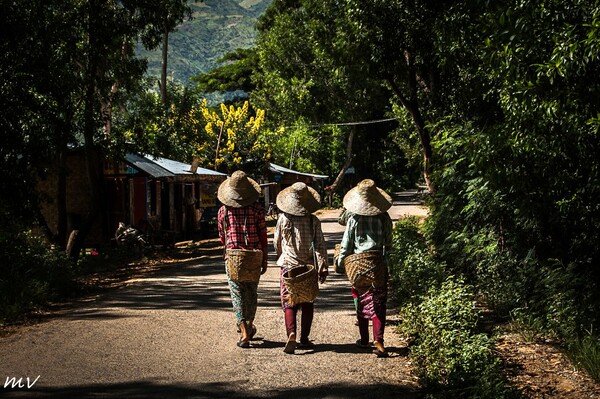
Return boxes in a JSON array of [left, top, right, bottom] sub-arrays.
[[218, 172, 393, 357]]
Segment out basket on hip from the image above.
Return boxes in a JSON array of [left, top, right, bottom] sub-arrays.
[[343, 251, 385, 290], [226, 248, 263, 282], [333, 244, 341, 272], [282, 264, 319, 306]]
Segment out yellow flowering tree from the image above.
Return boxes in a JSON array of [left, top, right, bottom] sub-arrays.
[[195, 99, 270, 174]]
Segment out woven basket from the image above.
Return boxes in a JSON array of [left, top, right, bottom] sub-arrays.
[[333, 244, 341, 272], [226, 248, 263, 282], [282, 264, 319, 306], [343, 251, 385, 290]]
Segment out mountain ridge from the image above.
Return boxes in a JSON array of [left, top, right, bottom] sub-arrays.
[[138, 0, 271, 85]]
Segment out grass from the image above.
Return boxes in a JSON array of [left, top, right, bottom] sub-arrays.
[[568, 334, 600, 383]]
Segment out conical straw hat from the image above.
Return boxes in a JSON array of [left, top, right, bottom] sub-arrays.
[[342, 179, 392, 216], [276, 182, 321, 216], [217, 170, 261, 207]]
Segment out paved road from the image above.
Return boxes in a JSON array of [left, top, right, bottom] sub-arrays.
[[0, 197, 427, 399]]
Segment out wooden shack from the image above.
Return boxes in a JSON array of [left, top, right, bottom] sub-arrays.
[[260, 163, 329, 208], [38, 152, 226, 247], [103, 154, 227, 241]]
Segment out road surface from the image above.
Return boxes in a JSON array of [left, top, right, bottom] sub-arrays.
[[1, 195, 427, 398]]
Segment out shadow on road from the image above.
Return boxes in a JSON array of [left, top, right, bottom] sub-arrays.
[[4, 381, 423, 399], [53, 204, 404, 318], [62, 266, 358, 320]]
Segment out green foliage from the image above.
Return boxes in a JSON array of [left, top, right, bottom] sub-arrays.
[[473, 243, 534, 318], [427, 0, 600, 327], [253, 0, 415, 188], [263, 121, 344, 179], [191, 47, 258, 97], [568, 333, 600, 384], [388, 217, 446, 307], [419, 1, 600, 383], [328, 193, 343, 209], [0, 0, 82, 228], [114, 79, 205, 161], [510, 309, 546, 343], [389, 105, 424, 178], [504, 258, 600, 343], [0, 231, 76, 324], [2, 0, 195, 252], [400, 278, 511, 398], [390, 214, 513, 396]]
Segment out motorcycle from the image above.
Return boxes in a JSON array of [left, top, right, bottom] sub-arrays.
[[115, 222, 146, 256]]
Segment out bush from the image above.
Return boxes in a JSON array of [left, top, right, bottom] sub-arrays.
[[568, 333, 600, 384], [329, 192, 343, 209], [0, 230, 76, 324], [499, 257, 596, 343], [472, 234, 540, 318], [399, 277, 511, 398], [389, 216, 447, 307]]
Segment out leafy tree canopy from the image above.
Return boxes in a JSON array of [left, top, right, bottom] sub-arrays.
[[191, 48, 258, 97]]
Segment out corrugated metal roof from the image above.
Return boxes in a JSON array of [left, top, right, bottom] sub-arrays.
[[125, 154, 226, 178], [269, 162, 328, 180], [151, 157, 193, 175], [125, 153, 173, 178], [152, 156, 226, 177]]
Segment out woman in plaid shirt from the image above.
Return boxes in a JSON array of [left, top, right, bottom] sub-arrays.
[[337, 179, 393, 358], [273, 182, 329, 354], [217, 171, 268, 348]]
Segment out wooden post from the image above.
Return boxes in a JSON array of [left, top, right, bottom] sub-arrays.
[[169, 182, 175, 230], [65, 230, 79, 258], [129, 178, 135, 225], [156, 180, 161, 228]]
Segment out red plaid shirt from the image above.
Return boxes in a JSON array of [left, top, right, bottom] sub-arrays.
[[218, 203, 268, 253]]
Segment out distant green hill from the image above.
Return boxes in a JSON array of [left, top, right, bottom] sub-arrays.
[[138, 0, 271, 86]]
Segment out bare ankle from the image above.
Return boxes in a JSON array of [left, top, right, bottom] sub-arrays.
[[239, 322, 249, 341]]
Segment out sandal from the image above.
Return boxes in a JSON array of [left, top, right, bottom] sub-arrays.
[[248, 324, 257, 340], [372, 341, 388, 357], [237, 339, 250, 348], [373, 348, 389, 358], [356, 339, 370, 349], [284, 333, 297, 354], [297, 340, 315, 349]]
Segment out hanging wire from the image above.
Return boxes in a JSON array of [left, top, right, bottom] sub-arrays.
[[283, 117, 398, 129]]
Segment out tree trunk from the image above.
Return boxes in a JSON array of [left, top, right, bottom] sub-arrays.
[[325, 127, 355, 206], [68, 0, 103, 259], [215, 122, 224, 168], [160, 28, 169, 105], [53, 91, 75, 248], [386, 64, 435, 193], [100, 39, 126, 138], [56, 140, 68, 248]]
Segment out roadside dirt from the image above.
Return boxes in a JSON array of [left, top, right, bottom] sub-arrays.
[[496, 330, 600, 398]]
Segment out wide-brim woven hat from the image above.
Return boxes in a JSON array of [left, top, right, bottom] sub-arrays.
[[343, 179, 392, 216], [217, 170, 261, 207], [276, 182, 321, 216]]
